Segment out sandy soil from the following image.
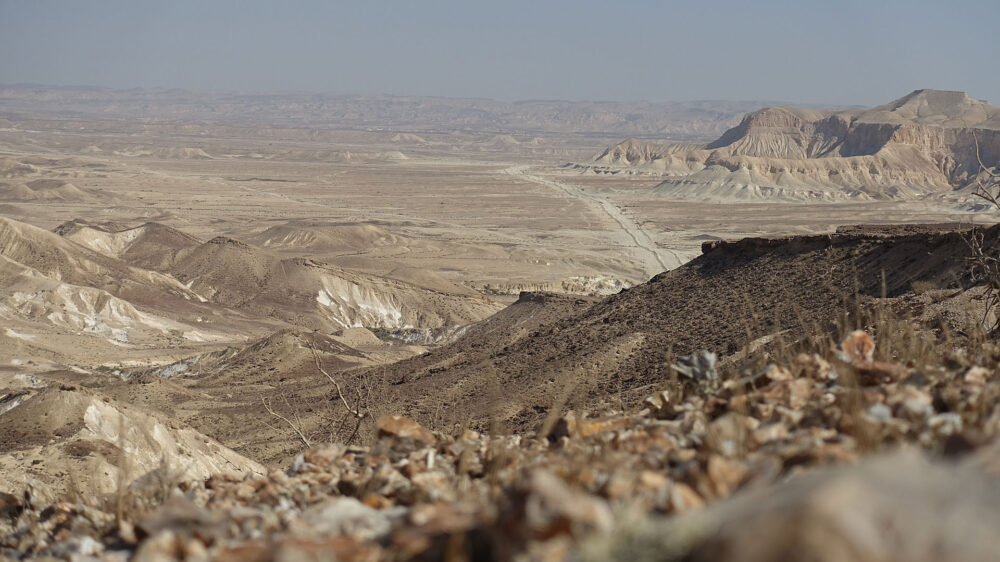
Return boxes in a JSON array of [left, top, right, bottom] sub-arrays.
[[0, 91, 995, 480]]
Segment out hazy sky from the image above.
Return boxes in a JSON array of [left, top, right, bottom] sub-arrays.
[[1, 0, 998, 106]]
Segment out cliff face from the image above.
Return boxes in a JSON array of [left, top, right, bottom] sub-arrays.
[[593, 138, 702, 165], [706, 108, 844, 159], [704, 90, 1000, 189], [590, 90, 1000, 201]]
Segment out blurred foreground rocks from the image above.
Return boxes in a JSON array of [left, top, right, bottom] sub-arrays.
[[4, 332, 1000, 560], [586, 453, 1000, 562]]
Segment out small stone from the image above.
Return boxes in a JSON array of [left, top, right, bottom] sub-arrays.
[[763, 364, 793, 382], [673, 350, 719, 382], [706, 413, 755, 457], [602, 473, 634, 500], [638, 471, 669, 489], [929, 413, 963, 437], [118, 519, 138, 545], [668, 481, 704, 513], [796, 353, 833, 381], [574, 416, 634, 438], [890, 387, 933, 422], [964, 367, 989, 385], [300, 497, 402, 542], [411, 472, 453, 502], [840, 330, 875, 363], [786, 379, 814, 410], [377, 415, 436, 445], [275, 537, 383, 562], [133, 530, 183, 562], [523, 470, 613, 539], [867, 403, 893, 422], [706, 455, 751, 498], [753, 423, 790, 445]]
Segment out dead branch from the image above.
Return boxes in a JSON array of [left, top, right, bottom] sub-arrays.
[[974, 131, 1000, 180], [310, 342, 365, 419], [965, 132, 1000, 335], [262, 397, 311, 447]]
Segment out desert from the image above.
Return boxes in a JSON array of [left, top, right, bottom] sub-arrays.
[[1, 83, 999, 560], [3, 1, 1000, 559]]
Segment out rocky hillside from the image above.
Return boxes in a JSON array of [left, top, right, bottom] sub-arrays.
[[582, 90, 1000, 201], [5, 223, 1000, 560], [49, 218, 502, 341], [6, 328, 1000, 560], [349, 224, 990, 433]]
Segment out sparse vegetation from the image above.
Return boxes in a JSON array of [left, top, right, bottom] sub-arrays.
[[3, 85, 1000, 560], [965, 137, 1000, 334]]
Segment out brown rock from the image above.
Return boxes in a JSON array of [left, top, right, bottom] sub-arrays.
[[0, 492, 22, 519], [665, 454, 1000, 562], [132, 530, 183, 562], [841, 330, 875, 363], [522, 470, 613, 540], [853, 360, 908, 385], [299, 496, 401, 542], [377, 415, 436, 445], [705, 413, 756, 457], [705, 455, 751, 498], [796, 353, 834, 381], [214, 542, 274, 562], [275, 537, 383, 562], [667, 482, 704, 514]]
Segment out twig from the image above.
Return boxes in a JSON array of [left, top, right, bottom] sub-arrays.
[[974, 131, 1000, 180], [964, 133, 1000, 335], [310, 342, 365, 419], [262, 397, 311, 447]]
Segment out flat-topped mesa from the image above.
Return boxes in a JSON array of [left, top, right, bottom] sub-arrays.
[[592, 90, 1000, 200], [710, 90, 1000, 165], [706, 107, 845, 159], [860, 89, 1000, 128]]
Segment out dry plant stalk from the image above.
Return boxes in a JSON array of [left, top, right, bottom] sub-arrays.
[[311, 343, 366, 420], [262, 395, 312, 447], [965, 132, 1000, 334]]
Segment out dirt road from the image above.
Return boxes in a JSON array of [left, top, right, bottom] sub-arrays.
[[503, 166, 684, 276]]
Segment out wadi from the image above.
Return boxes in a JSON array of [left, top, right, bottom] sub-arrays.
[[2, 84, 1000, 561]]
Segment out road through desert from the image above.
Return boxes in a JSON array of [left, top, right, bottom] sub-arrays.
[[503, 165, 685, 275]]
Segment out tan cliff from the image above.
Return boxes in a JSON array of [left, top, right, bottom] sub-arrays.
[[583, 90, 1000, 202]]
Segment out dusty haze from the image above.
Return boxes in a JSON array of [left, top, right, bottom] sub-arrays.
[[1, 0, 998, 105], [4, 2, 1000, 561]]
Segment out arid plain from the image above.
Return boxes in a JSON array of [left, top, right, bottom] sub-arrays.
[[1, 86, 995, 460], [4, 87, 1000, 560]]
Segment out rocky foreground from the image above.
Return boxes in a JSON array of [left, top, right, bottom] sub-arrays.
[[4, 331, 1000, 561]]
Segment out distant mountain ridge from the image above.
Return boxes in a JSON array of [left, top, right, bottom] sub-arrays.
[[0, 84, 829, 140], [586, 90, 1000, 201]]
